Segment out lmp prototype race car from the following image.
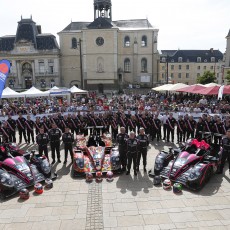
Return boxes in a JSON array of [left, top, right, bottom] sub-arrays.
[[0, 143, 54, 198], [72, 133, 121, 176], [149, 139, 222, 190]]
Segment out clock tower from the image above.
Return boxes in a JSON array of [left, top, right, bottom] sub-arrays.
[[94, 0, 112, 21]]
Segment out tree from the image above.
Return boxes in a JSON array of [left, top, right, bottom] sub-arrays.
[[197, 71, 216, 84], [225, 70, 230, 84]]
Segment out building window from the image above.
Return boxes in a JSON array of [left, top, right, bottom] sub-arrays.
[[48, 59, 54, 74], [72, 38, 77, 49], [211, 57, 215, 62], [171, 65, 174, 70], [38, 61, 45, 73], [171, 73, 174, 79], [197, 57, 201, 62], [217, 66, 220, 70], [210, 66, 214, 70], [204, 66, 206, 70], [197, 73, 200, 77], [40, 79, 46, 88], [50, 79, 55, 88], [171, 59, 174, 62], [186, 73, 189, 78], [141, 58, 147, 72], [179, 65, 182, 70], [162, 57, 166, 62], [124, 58, 131, 72], [178, 73, 182, 78], [162, 73, 165, 79], [124, 36, 130, 47], [178, 57, 183, 62], [217, 73, 219, 78], [162, 66, 165, 70], [197, 66, 200, 70], [186, 65, 189, 70], [141, 35, 147, 47]]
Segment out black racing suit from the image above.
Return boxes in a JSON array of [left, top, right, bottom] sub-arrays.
[[219, 137, 230, 173], [62, 132, 74, 162], [126, 138, 139, 172], [7, 119, 16, 143], [48, 128, 62, 161], [116, 133, 129, 170], [136, 134, 149, 170], [36, 133, 49, 159]]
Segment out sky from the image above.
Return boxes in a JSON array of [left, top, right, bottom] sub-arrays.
[[0, 0, 229, 52]]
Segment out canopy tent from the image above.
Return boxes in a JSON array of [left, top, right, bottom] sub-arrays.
[[1, 87, 24, 98], [152, 84, 173, 91], [223, 85, 230, 94], [70, 86, 88, 94], [21, 86, 49, 97], [204, 83, 221, 87], [176, 84, 206, 93], [166, 83, 189, 91], [194, 86, 220, 95]]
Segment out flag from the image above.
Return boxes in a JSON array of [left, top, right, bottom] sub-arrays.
[[0, 59, 11, 98], [218, 85, 224, 100]]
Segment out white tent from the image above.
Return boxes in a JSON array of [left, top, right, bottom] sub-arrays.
[[1, 87, 24, 98], [166, 83, 189, 91], [204, 83, 221, 87], [21, 86, 49, 97], [70, 86, 88, 94], [152, 84, 173, 91]]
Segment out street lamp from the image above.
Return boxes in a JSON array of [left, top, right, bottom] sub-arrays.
[[78, 38, 84, 89]]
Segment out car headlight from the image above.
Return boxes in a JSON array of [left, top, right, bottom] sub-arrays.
[[155, 158, 164, 164], [0, 173, 13, 187], [189, 170, 201, 180]]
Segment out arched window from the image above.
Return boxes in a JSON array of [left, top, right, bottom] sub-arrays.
[[124, 58, 131, 72], [124, 36, 130, 47], [141, 58, 147, 72], [141, 35, 147, 47], [72, 38, 77, 49]]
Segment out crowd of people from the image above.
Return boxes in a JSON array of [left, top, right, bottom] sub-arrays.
[[0, 90, 229, 173]]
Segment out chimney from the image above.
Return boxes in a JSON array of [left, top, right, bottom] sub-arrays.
[[210, 48, 214, 53], [37, 25, 42, 34]]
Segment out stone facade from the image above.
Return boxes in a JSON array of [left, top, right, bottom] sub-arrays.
[[224, 30, 230, 82], [58, 0, 159, 92], [0, 17, 60, 90], [158, 49, 224, 85]]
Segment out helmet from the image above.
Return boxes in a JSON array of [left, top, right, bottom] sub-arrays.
[[106, 171, 113, 182], [173, 183, 182, 193], [45, 178, 53, 189], [86, 173, 93, 183], [96, 171, 103, 182], [19, 188, 29, 199], [163, 179, 171, 190], [154, 175, 162, 185], [34, 183, 43, 194]]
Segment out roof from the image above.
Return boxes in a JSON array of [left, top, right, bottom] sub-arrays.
[[0, 18, 59, 52], [160, 49, 223, 63], [61, 18, 153, 32], [227, 29, 230, 38]]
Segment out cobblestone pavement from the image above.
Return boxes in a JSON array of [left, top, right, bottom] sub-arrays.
[[0, 137, 230, 230]]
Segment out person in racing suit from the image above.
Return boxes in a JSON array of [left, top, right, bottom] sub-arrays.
[[36, 127, 49, 160], [126, 131, 139, 176], [136, 128, 149, 173], [218, 129, 230, 174], [116, 127, 129, 171], [48, 123, 62, 164], [62, 127, 74, 164]]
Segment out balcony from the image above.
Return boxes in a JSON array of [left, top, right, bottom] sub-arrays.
[[35, 72, 59, 77]]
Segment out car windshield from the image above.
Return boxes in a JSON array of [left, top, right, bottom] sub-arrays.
[[16, 163, 29, 171]]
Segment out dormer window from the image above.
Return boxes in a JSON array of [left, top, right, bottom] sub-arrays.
[[141, 35, 147, 47], [162, 57, 166, 62], [124, 36, 130, 47], [211, 57, 215, 62], [197, 57, 201, 62], [178, 57, 183, 62]]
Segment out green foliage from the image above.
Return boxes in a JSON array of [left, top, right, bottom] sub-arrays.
[[225, 70, 230, 84], [197, 71, 216, 84]]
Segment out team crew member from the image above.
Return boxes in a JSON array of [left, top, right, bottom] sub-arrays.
[[116, 127, 129, 171], [186, 116, 197, 139], [62, 127, 74, 164], [126, 131, 139, 176], [177, 115, 185, 143], [36, 127, 49, 160], [166, 113, 176, 143], [219, 129, 230, 174], [1, 123, 10, 143], [17, 113, 27, 144], [152, 114, 161, 141], [25, 115, 35, 144], [48, 123, 62, 164], [136, 128, 149, 172], [7, 114, 16, 143], [196, 117, 205, 140]]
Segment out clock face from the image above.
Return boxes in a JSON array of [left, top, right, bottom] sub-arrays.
[[96, 37, 104, 46]]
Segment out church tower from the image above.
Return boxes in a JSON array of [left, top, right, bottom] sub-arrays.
[[94, 0, 112, 21], [226, 29, 230, 67]]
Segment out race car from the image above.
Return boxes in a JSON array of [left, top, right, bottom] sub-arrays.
[[151, 139, 222, 190], [72, 133, 121, 176], [0, 144, 55, 198]]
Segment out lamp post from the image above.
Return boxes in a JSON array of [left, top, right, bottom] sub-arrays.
[[166, 55, 169, 84], [78, 39, 84, 89]]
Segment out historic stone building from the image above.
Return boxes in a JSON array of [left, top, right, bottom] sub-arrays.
[[58, 0, 159, 92], [224, 29, 230, 81], [158, 49, 224, 85], [0, 16, 60, 89]]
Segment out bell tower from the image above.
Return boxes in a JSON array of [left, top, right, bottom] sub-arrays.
[[94, 0, 112, 21]]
